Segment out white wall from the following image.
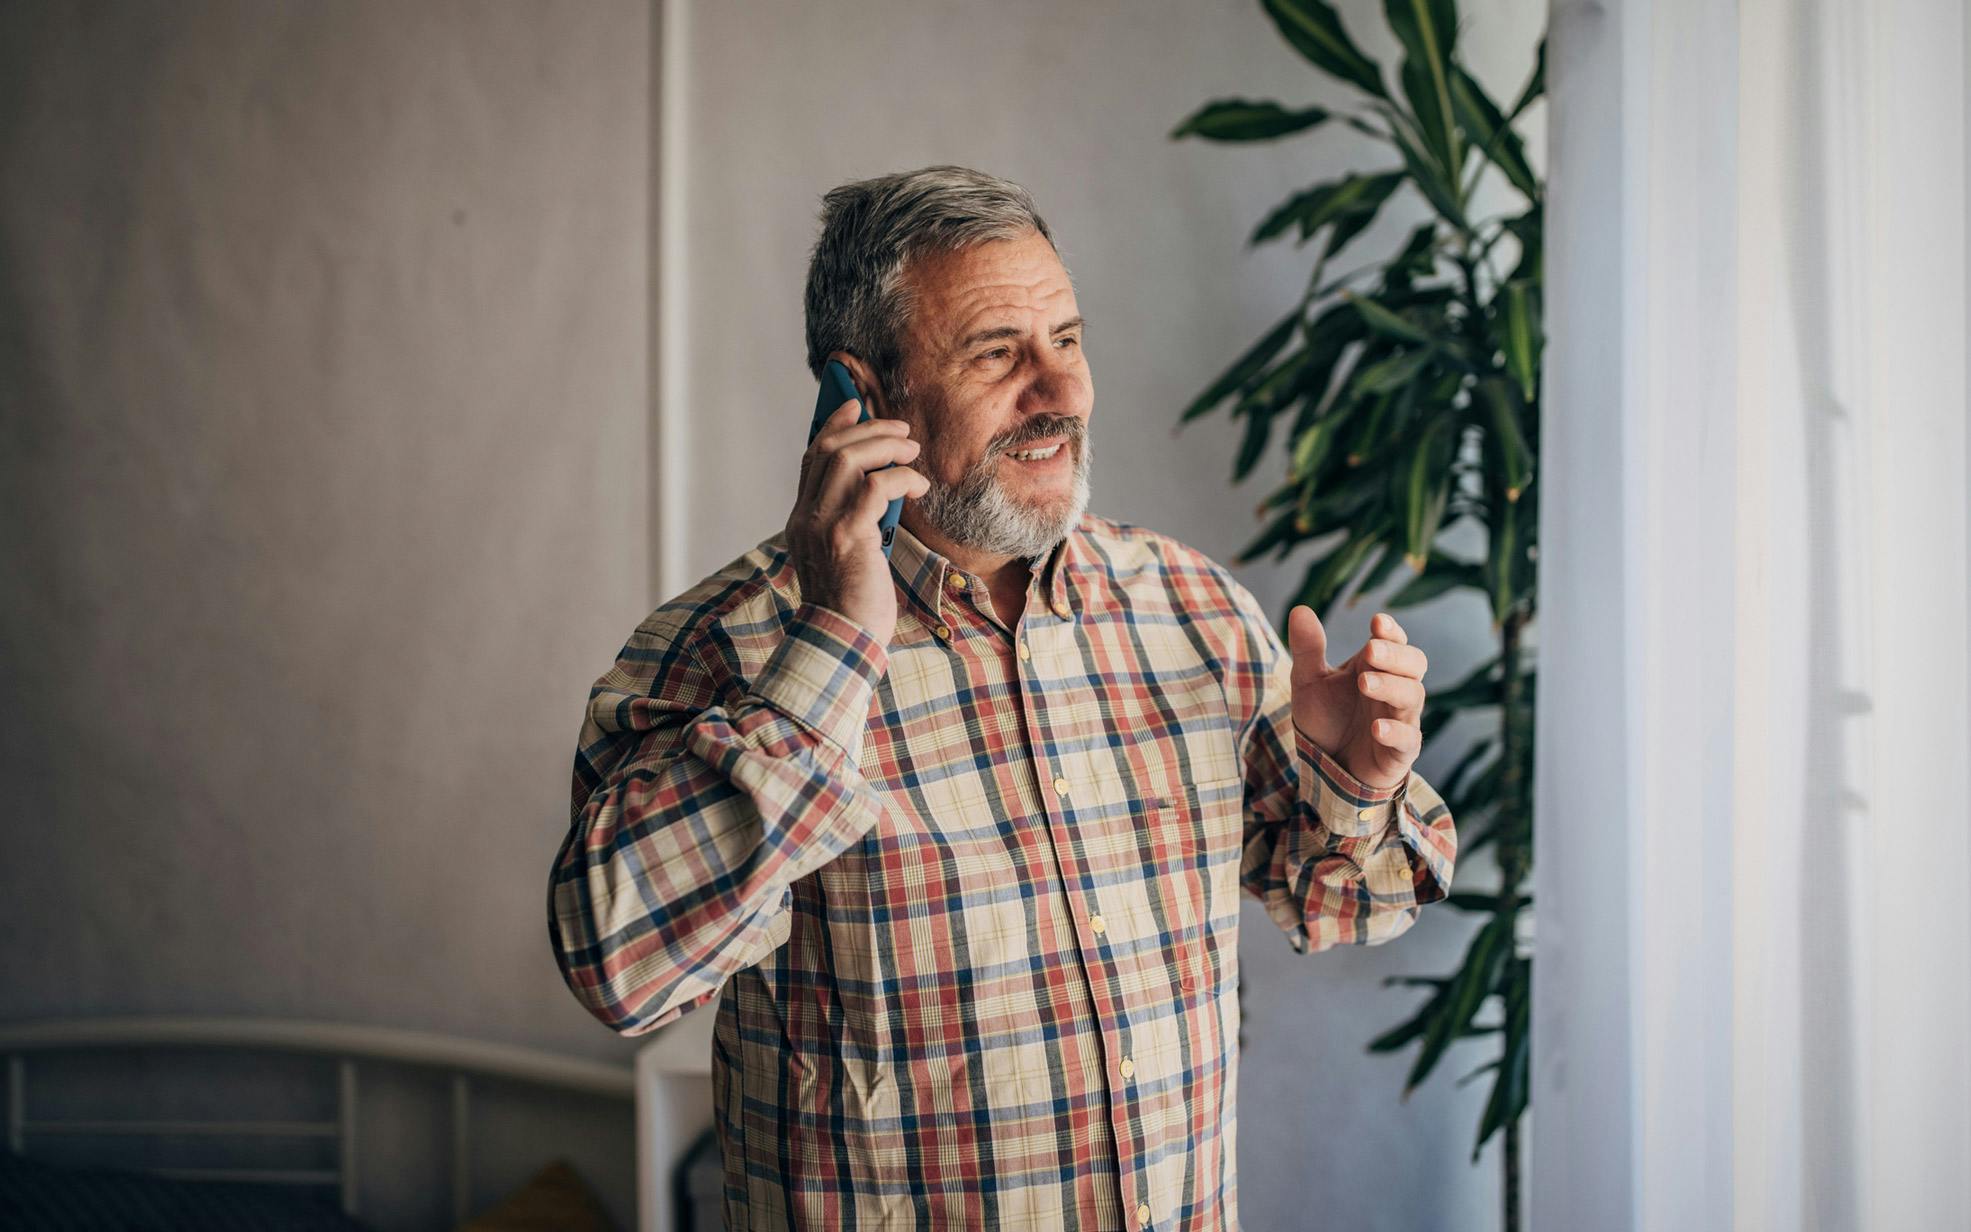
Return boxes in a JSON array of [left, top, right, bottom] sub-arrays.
[[0, 2, 658, 1225], [662, 1, 1543, 1227]]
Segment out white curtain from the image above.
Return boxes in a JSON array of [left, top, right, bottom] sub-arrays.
[[1539, 1, 1969, 1230]]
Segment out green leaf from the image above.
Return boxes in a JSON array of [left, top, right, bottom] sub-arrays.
[[1340, 380, 1399, 466], [1423, 651, 1505, 713], [1401, 414, 1459, 569], [1292, 474, 1378, 540], [1289, 417, 1340, 483], [1179, 311, 1299, 424], [1248, 171, 1405, 250], [1255, 479, 1299, 516], [1235, 505, 1305, 564], [1384, 223, 1442, 289], [1437, 738, 1495, 804], [1508, 35, 1546, 120], [1352, 346, 1434, 395], [1387, 557, 1483, 607], [1399, 55, 1460, 182], [1292, 522, 1384, 615], [1243, 345, 1317, 414], [1232, 394, 1280, 482], [1170, 97, 1335, 141], [1261, 0, 1389, 99], [1473, 958, 1531, 1159], [1484, 487, 1519, 626], [1366, 980, 1449, 1053], [1451, 65, 1539, 199], [1367, 1002, 1437, 1053], [1320, 173, 1408, 261], [1443, 750, 1506, 818], [1455, 1058, 1502, 1088], [1384, 0, 1460, 69], [1404, 912, 1510, 1097], [1342, 288, 1434, 343], [1499, 280, 1542, 401], [1353, 542, 1407, 602], [1384, 0, 1462, 178], [1502, 203, 1543, 284], [1290, 301, 1375, 427], [1387, 120, 1469, 230], [1475, 377, 1533, 502], [1382, 975, 1453, 990]]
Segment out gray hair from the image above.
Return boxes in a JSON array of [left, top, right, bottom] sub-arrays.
[[803, 165, 1068, 408]]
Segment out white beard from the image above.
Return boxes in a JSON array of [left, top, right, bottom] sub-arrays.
[[914, 433, 1092, 563]]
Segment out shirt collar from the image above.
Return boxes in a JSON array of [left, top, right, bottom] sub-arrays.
[[888, 517, 1084, 626]]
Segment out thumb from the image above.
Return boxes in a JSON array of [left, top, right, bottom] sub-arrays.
[[1287, 604, 1329, 674]]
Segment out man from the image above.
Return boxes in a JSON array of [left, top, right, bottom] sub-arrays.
[[549, 165, 1456, 1231]]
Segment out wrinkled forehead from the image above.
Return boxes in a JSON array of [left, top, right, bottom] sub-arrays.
[[899, 232, 1076, 359]]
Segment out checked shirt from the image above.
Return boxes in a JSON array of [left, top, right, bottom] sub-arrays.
[[549, 513, 1457, 1230]]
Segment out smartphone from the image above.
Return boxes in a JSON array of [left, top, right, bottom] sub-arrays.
[[809, 359, 904, 558]]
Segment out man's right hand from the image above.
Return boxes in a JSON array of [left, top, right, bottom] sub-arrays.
[[786, 395, 928, 647]]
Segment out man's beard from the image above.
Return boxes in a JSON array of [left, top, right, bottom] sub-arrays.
[[910, 406, 1092, 563]]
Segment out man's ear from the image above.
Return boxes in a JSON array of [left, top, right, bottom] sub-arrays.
[[826, 350, 890, 419]]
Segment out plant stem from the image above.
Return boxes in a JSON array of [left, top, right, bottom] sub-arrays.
[[1497, 603, 1530, 1232]]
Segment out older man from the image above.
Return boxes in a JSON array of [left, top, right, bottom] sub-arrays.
[[549, 165, 1457, 1231]]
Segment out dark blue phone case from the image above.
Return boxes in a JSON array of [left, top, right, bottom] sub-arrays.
[[809, 359, 903, 557]]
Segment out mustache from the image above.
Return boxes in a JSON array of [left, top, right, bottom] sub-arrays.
[[992, 417, 1085, 454]]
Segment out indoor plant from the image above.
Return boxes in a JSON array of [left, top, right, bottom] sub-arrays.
[[1171, 2, 1544, 1227]]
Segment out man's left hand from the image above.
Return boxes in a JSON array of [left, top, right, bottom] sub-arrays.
[[1287, 607, 1428, 791]]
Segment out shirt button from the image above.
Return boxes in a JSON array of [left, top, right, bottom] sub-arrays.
[[935, 624, 952, 640], [1137, 1202, 1152, 1226], [948, 573, 967, 589], [1052, 601, 1072, 619], [1356, 806, 1379, 821], [1052, 776, 1070, 797], [1088, 913, 1106, 936], [1119, 1057, 1135, 1079], [1017, 641, 1030, 660]]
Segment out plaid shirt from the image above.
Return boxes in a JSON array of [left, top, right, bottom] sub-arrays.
[[549, 514, 1457, 1231]]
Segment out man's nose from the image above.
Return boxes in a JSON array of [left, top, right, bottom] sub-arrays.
[[1020, 347, 1092, 418]]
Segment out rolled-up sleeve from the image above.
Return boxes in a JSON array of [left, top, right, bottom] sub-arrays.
[[547, 602, 893, 1035], [1216, 575, 1458, 954]]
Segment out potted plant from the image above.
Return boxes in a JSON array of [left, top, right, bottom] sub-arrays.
[[1171, 2, 1544, 1227]]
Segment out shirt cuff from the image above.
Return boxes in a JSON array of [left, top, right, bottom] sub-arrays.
[[746, 603, 889, 762], [1294, 724, 1408, 838]]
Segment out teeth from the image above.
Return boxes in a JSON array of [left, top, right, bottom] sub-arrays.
[[1007, 444, 1063, 461]]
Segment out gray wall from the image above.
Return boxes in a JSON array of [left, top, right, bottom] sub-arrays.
[[668, 1, 1540, 1228], [1, 1, 654, 1225]]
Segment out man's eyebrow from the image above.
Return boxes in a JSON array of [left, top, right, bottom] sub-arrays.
[[953, 315, 1087, 352]]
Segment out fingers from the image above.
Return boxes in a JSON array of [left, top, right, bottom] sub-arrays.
[[1363, 635, 1428, 681], [808, 429, 921, 513], [848, 464, 930, 525], [1373, 611, 1409, 645], [1358, 670, 1424, 720], [812, 400, 909, 452], [1288, 604, 1329, 674], [1371, 717, 1422, 755]]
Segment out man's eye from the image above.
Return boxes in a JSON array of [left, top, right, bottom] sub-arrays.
[[980, 348, 1009, 361], [1057, 336, 1080, 349]]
